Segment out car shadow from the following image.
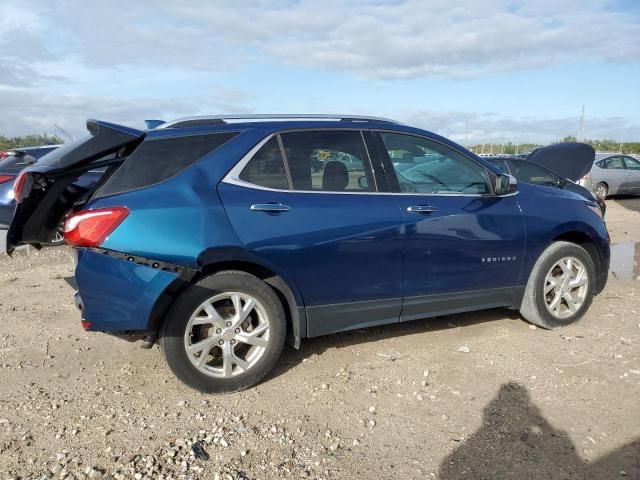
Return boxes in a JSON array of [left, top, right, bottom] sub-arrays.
[[437, 382, 640, 479], [612, 195, 640, 213], [269, 307, 522, 381]]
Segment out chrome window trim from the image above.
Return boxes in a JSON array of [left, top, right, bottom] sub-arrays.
[[222, 132, 518, 198]]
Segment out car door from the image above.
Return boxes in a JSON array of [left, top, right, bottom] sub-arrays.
[[218, 129, 405, 337], [602, 156, 627, 194], [371, 131, 526, 321], [622, 156, 640, 193]]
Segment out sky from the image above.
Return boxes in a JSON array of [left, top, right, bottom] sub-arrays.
[[0, 0, 639, 144]]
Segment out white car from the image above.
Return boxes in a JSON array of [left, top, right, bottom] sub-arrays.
[[579, 154, 640, 198]]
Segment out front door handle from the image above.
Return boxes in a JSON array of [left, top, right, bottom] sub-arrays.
[[250, 203, 291, 213], [407, 205, 438, 213]]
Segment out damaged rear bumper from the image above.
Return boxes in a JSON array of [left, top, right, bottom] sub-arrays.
[[74, 248, 187, 332]]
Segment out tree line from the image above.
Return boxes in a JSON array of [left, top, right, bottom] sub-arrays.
[[0, 134, 64, 152], [470, 137, 640, 155], [2, 132, 639, 156]]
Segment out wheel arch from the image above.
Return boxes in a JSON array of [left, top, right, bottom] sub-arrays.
[[149, 248, 307, 348], [551, 230, 602, 275]]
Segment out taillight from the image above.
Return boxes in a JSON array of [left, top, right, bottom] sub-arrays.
[[63, 207, 129, 247], [13, 171, 31, 202], [0, 175, 15, 184]]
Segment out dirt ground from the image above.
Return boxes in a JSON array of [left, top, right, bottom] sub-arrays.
[[0, 199, 639, 480]]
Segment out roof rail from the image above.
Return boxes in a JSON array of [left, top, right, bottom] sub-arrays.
[[157, 114, 402, 129]]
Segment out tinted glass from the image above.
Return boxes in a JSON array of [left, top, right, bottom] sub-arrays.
[[96, 132, 237, 197], [605, 156, 624, 169], [280, 131, 373, 192], [623, 157, 640, 170], [239, 137, 289, 189], [35, 135, 92, 168], [0, 153, 37, 173], [489, 159, 510, 173], [509, 159, 558, 186], [381, 133, 490, 194]]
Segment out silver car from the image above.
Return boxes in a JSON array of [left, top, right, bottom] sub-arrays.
[[579, 154, 640, 198]]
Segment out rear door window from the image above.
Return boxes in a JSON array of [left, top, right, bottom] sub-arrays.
[[96, 132, 237, 197], [279, 131, 374, 192]]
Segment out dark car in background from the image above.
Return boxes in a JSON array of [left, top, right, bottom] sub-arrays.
[[486, 143, 606, 216], [0, 146, 60, 234]]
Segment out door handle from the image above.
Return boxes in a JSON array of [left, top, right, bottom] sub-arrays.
[[250, 203, 291, 213], [407, 205, 438, 213]]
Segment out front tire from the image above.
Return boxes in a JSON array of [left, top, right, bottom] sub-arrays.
[[160, 270, 286, 393], [595, 182, 608, 199], [520, 242, 596, 329]]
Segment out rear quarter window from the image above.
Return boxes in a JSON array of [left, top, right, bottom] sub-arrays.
[[95, 132, 237, 197]]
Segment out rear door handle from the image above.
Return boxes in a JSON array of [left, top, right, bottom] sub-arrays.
[[407, 205, 438, 213], [250, 203, 291, 213]]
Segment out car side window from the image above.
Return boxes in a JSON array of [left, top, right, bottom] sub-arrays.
[[380, 132, 490, 194], [510, 160, 558, 186], [623, 157, 640, 170], [239, 137, 290, 190], [605, 156, 625, 169], [490, 159, 510, 174], [279, 131, 374, 192]]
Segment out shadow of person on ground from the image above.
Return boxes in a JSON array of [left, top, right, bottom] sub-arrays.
[[438, 382, 639, 479]]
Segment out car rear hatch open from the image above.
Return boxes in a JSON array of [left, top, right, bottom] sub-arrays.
[[6, 119, 145, 253]]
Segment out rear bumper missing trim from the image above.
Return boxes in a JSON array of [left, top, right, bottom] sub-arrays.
[[74, 248, 183, 332]]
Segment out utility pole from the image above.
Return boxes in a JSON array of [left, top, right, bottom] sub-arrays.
[[465, 116, 469, 149], [577, 105, 585, 141]]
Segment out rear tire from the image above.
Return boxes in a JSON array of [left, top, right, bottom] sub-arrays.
[[520, 242, 596, 329], [595, 182, 608, 199], [160, 270, 286, 393]]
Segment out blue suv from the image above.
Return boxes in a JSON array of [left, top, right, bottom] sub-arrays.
[[7, 115, 610, 392]]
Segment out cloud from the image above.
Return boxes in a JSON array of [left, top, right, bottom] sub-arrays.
[[399, 109, 640, 144], [2, 0, 639, 81], [0, 0, 638, 141], [0, 87, 252, 137]]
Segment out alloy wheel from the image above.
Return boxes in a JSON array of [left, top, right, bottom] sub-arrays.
[[184, 292, 270, 378], [543, 256, 589, 319]]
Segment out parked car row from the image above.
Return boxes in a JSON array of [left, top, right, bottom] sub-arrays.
[[6, 115, 610, 393]]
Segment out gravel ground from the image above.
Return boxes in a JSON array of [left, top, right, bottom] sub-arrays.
[[0, 199, 639, 479]]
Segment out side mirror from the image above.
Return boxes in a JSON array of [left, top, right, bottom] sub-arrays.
[[495, 173, 518, 196], [358, 175, 369, 189]]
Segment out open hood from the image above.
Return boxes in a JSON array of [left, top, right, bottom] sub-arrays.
[[526, 142, 595, 182]]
